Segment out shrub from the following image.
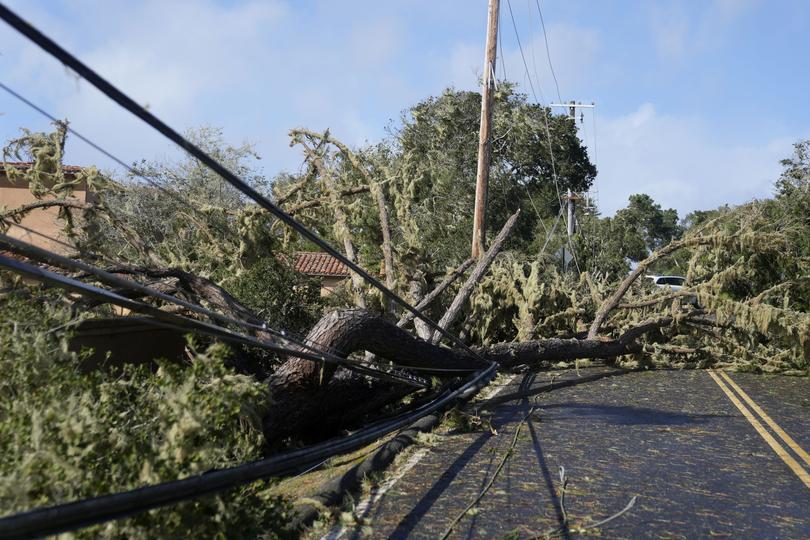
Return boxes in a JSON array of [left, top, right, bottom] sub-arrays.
[[0, 290, 292, 538]]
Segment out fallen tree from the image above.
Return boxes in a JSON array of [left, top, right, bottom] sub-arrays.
[[2, 120, 808, 538], [4, 125, 807, 446]]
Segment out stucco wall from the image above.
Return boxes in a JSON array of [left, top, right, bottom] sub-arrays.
[[0, 173, 88, 254], [321, 275, 348, 296]]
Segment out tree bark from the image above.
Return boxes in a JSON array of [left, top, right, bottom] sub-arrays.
[[263, 309, 478, 443]]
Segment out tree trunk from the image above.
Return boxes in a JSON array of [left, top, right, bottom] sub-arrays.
[[263, 309, 479, 443], [263, 306, 685, 444]]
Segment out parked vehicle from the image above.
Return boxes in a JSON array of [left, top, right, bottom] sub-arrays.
[[647, 275, 686, 291]]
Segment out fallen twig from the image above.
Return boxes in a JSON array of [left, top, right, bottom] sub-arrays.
[[439, 405, 535, 540], [530, 494, 638, 539]]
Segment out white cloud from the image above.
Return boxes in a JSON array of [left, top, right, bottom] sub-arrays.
[[1, 0, 290, 170], [647, 0, 760, 62], [596, 103, 792, 217], [650, 4, 690, 60]]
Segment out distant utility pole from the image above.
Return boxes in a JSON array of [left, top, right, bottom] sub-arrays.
[[550, 101, 594, 269], [471, 0, 499, 259], [550, 101, 595, 116], [567, 188, 575, 240]]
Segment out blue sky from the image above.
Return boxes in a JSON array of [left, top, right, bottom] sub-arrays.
[[1, 0, 808, 216]]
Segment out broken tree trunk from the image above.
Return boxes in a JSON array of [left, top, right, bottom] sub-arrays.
[[263, 309, 480, 443], [430, 210, 520, 343], [263, 304, 693, 444]]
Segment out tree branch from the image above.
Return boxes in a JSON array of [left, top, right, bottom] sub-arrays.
[[588, 235, 717, 339], [283, 186, 370, 216], [291, 128, 397, 311], [397, 257, 475, 329], [1, 199, 92, 223], [294, 136, 367, 308], [431, 210, 521, 344]]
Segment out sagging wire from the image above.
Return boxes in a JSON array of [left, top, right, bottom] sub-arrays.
[[0, 223, 340, 358]]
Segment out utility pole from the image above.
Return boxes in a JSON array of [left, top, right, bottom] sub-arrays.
[[549, 101, 595, 269], [567, 188, 575, 240], [471, 0, 499, 259], [565, 100, 576, 243], [561, 188, 579, 271], [550, 101, 595, 117]]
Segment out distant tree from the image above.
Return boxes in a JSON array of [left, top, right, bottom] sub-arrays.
[[614, 194, 682, 258], [571, 194, 682, 279]]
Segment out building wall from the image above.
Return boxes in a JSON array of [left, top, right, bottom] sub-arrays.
[[0, 173, 88, 254], [320, 275, 348, 296]]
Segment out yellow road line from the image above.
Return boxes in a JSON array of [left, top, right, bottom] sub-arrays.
[[707, 370, 810, 489], [718, 370, 810, 468]]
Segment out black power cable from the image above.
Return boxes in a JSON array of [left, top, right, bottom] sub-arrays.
[[0, 233, 475, 375], [0, 254, 432, 387], [1, 217, 351, 361], [0, 234, 363, 367], [0, 5, 488, 366]]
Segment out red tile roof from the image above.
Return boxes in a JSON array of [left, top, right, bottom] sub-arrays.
[[2, 162, 84, 173], [294, 251, 350, 277]]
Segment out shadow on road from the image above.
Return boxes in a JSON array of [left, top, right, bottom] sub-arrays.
[[538, 402, 730, 426]]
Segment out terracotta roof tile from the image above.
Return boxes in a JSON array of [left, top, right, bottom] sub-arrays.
[[293, 251, 350, 277], [2, 162, 84, 173]]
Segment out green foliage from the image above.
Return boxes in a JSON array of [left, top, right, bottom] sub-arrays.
[[467, 254, 603, 344], [277, 85, 596, 297], [229, 255, 324, 336], [83, 126, 278, 281], [3, 122, 325, 324], [389, 84, 594, 266], [0, 291, 292, 538], [775, 139, 810, 268], [604, 207, 809, 372], [573, 193, 683, 279]]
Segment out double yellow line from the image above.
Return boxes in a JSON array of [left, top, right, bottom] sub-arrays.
[[708, 369, 810, 488]]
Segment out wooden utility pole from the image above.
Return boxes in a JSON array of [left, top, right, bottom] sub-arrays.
[[471, 0, 499, 259]]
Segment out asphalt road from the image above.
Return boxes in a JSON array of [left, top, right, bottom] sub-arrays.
[[329, 368, 810, 539]]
